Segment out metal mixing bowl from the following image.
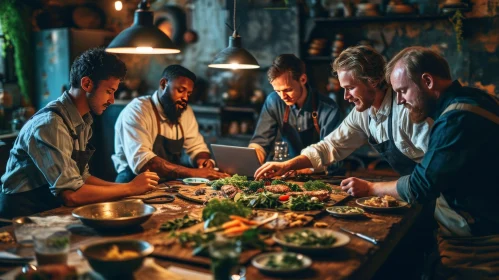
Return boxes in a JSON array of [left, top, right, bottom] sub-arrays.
[[79, 239, 154, 278], [72, 200, 156, 229]]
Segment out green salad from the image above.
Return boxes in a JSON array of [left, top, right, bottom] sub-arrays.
[[283, 229, 336, 247], [265, 254, 303, 269]]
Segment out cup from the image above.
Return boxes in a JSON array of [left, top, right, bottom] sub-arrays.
[[209, 239, 242, 280], [273, 141, 289, 162], [33, 229, 71, 265]]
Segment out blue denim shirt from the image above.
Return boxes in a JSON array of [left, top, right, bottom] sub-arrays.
[[250, 87, 341, 160], [1, 92, 93, 196], [396, 81, 499, 236]]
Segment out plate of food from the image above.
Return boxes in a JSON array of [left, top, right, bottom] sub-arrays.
[[356, 195, 408, 212], [252, 252, 312, 275], [182, 177, 209, 186], [326, 206, 365, 218], [273, 228, 350, 253]]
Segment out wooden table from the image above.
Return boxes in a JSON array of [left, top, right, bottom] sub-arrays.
[[0, 179, 422, 280]]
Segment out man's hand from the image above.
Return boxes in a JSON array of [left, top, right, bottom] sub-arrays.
[[255, 149, 266, 164], [340, 177, 373, 197], [192, 168, 230, 180], [254, 161, 290, 180], [128, 171, 160, 195]]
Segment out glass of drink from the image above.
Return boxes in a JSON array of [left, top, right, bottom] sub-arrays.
[[273, 141, 289, 162], [32, 229, 71, 265], [209, 238, 242, 280]]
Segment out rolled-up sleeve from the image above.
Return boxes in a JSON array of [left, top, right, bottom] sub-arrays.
[[301, 110, 368, 170], [250, 95, 279, 156], [182, 107, 210, 161], [120, 102, 157, 174], [30, 117, 85, 196]]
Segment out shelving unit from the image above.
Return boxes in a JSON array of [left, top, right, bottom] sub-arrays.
[[312, 14, 449, 24]]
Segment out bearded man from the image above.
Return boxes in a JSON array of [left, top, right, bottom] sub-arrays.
[[341, 47, 499, 279], [113, 65, 228, 182]]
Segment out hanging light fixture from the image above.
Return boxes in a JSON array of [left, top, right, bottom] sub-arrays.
[[106, 0, 180, 54], [208, 0, 260, 69]]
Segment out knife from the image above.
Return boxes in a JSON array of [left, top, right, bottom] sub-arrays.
[[340, 227, 379, 245]]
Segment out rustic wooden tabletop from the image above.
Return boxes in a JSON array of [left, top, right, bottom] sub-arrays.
[[0, 178, 421, 280]]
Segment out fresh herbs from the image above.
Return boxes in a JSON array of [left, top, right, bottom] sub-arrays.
[[236, 192, 281, 209], [266, 254, 303, 269], [160, 215, 199, 232], [202, 199, 251, 227], [303, 180, 332, 193], [283, 196, 324, 211], [210, 175, 265, 193], [271, 180, 302, 192], [283, 229, 336, 247]]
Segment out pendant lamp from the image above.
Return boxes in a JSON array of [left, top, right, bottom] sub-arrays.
[[208, 0, 260, 69], [106, 0, 180, 54]]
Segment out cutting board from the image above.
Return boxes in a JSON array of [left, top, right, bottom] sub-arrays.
[[149, 222, 263, 266]]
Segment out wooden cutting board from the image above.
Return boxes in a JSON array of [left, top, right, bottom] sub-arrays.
[[149, 222, 263, 266], [176, 186, 222, 204]]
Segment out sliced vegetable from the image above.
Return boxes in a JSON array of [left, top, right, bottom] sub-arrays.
[[279, 195, 290, 201]]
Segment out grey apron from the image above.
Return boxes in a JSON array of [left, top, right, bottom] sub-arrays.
[[0, 107, 95, 219], [367, 92, 416, 176], [115, 98, 184, 183], [281, 91, 320, 158]]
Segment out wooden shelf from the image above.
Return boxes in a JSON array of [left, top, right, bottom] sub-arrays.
[[312, 14, 449, 24]]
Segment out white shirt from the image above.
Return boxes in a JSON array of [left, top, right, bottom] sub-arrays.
[[301, 89, 433, 170], [112, 91, 210, 174]]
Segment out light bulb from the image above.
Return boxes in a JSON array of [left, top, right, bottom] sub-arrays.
[[115, 1, 123, 11]]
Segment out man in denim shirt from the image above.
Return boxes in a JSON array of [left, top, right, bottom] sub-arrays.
[[249, 54, 341, 174], [0, 48, 159, 218]]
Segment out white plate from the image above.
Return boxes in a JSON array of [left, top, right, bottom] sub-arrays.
[[326, 206, 365, 218], [273, 228, 350, 253], [252, 252, 312, 275], [356, 197, 409, 212], [182, 178, 209, 186]]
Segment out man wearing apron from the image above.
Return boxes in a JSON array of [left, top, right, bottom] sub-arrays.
[[255, 46, 431, 180], [343, 47, 499, 279], [0, 48, 159, 219], [249, 54, 342, 175], [113, 65, 228, 182]]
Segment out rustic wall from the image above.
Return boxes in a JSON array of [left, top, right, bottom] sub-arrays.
[[306, 0, 499, 98]]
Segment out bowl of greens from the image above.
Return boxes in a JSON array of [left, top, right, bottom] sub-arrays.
[[273, 228, 350, 253], [252, 252, 311, 275]]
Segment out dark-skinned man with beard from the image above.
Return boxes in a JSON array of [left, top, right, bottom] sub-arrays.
[[113, 65, 229, 182], [0, 48, 159, 219]]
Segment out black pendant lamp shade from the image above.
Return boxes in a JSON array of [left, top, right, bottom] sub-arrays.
[[208, 33, 260, 69], [106, 0, 180, 54], [208, 0, 259, 70]]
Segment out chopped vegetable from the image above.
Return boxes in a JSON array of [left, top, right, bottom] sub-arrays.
[[283, 229, 336, 247], [279, 195, 290, 202], [202, 199, 252, 222], [302, 180, 332, 193], [282, 195, 324, 211], [265, 254, 304, 269], [160, 215, 199, 232]]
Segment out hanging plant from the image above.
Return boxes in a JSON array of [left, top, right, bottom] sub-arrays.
[[450, 9, 465, 53], [0, 0, 32, 106]]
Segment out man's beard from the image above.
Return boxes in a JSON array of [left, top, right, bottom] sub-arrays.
[[405, 87, 435, 123], [159, 85, 187, 124], [87, 89, 111, 115]]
